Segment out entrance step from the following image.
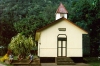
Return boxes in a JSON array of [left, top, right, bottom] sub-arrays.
[[56, 57, 75, 65]]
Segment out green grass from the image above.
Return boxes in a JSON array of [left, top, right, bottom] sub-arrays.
[[84, 57, 100, 66], [89, 62, 100, 66], [0, 56, 2, 58]]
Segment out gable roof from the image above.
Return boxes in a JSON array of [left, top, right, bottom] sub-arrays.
[[36, 17, 88, 34], [56, 3, 68, 14]]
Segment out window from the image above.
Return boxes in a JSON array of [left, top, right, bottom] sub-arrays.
[[58, 28, 66, 31]]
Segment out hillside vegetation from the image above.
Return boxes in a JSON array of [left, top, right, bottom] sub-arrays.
[[0, 0, 100, 56]]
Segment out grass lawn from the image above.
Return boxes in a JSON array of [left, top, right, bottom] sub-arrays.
[[84, 57, 100, 66], [89, 62, 100, 66]]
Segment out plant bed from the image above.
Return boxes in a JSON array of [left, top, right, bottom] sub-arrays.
[[5, 58, 40, 66]]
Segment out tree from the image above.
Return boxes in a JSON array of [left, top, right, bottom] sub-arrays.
[[69, 0, 100, 56], [8, 33, 35, 57], [0, 0, 99, 56]]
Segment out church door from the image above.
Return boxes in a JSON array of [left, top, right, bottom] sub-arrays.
[[57, 34, 67, 57]]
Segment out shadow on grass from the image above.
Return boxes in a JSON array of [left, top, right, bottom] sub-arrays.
[[70, 57, 100, 66], [83, 57, 100, 66]]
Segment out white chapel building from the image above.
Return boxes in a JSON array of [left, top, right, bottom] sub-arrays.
[[35, 3, 88, 64]]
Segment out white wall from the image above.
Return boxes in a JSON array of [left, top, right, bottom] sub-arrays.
[[67, 49, 82, 57], [56, 13, 67, 20], [38, 20, 87, 57]]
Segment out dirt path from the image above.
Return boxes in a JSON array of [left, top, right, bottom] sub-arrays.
[[41, 63, 90, 66]]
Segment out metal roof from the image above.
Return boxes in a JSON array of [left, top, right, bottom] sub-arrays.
[[56, 3, 68, 14]]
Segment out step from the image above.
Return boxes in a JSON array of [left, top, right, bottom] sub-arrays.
[[56, 57, 75, 65], [57, 61, 75, 65], [57, 57, 73, 62]]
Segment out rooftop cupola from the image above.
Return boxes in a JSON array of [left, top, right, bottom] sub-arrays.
[[56, 3, 68, 20]]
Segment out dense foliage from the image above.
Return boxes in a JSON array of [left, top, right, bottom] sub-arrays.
[[8, 33, 35, 56], [0, 0, 100, 56]]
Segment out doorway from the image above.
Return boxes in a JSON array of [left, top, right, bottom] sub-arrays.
[[57, 34, 67, 57]]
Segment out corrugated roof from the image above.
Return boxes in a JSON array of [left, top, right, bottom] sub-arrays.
[[56, 3, 68, 14]]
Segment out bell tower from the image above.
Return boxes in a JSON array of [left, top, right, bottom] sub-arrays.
[[56, 3, 68, 20]]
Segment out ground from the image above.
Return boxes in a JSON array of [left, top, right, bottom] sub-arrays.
[[41, 63, 90, 66], [0, 64, 6, 66], [0, 63, 90, 66], [1, 57, 100, 66]]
